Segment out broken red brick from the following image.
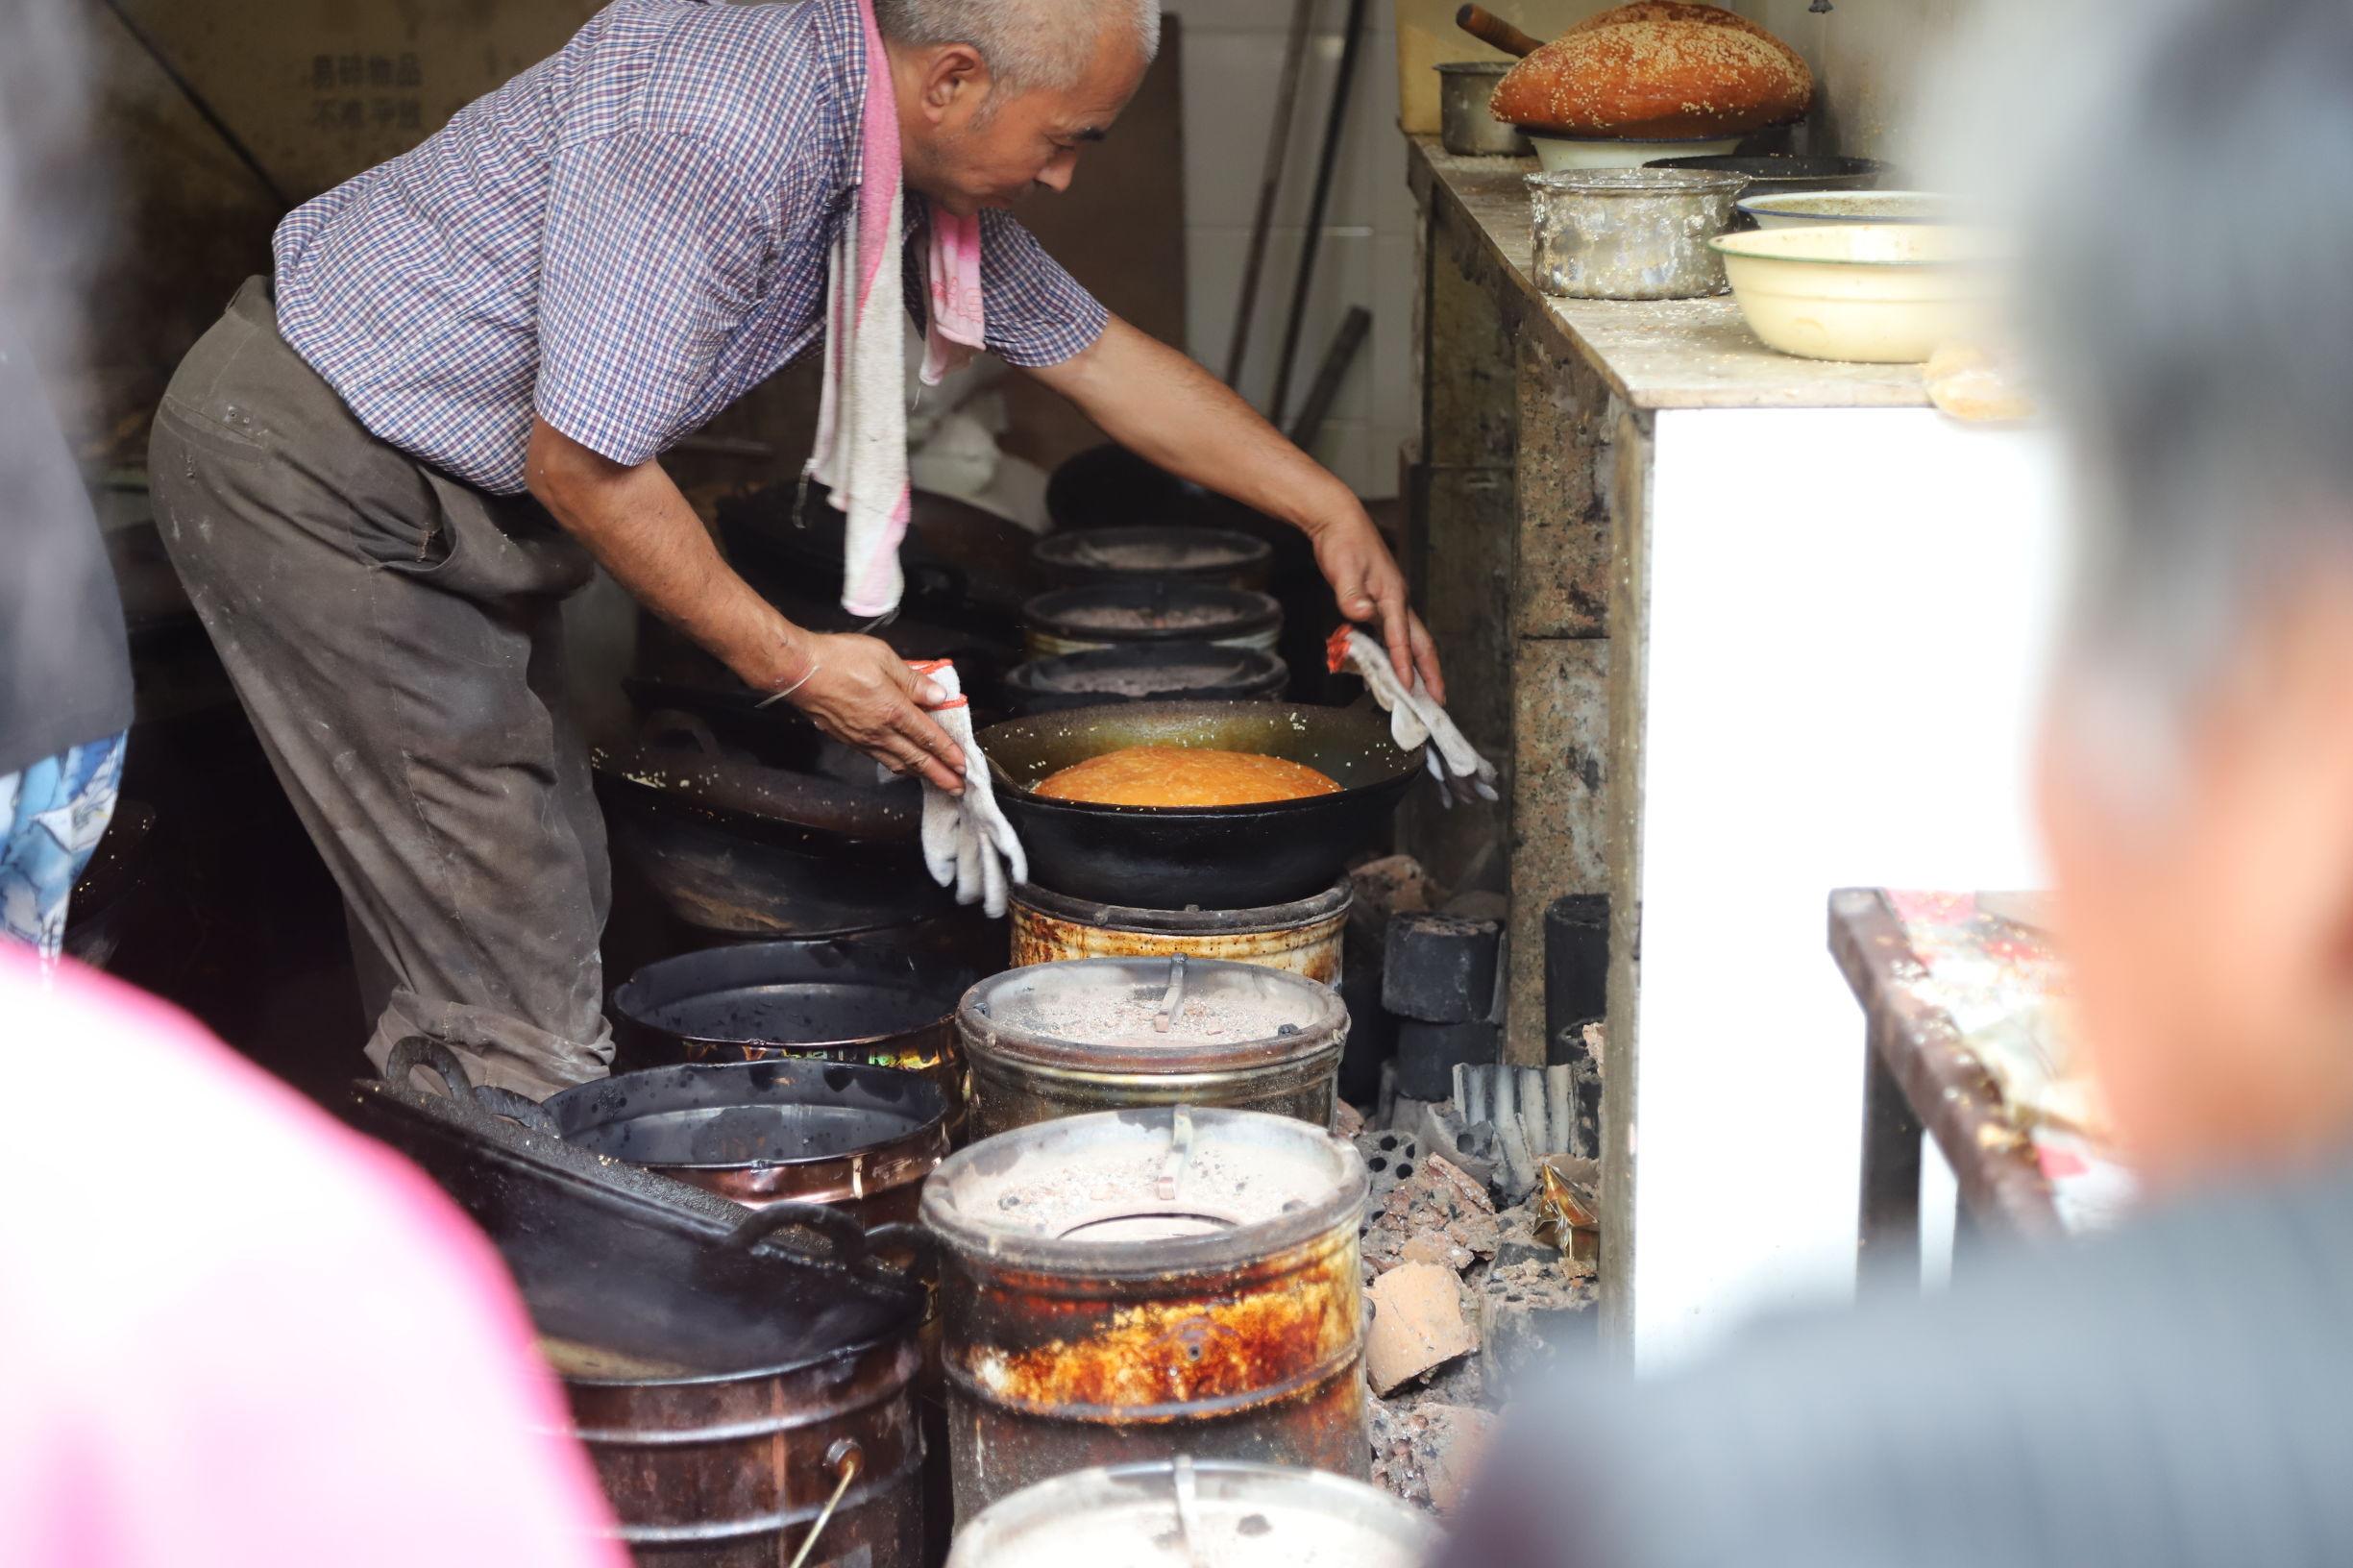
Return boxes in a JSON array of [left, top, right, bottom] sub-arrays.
[[1365, 1262, 1479, 1394]]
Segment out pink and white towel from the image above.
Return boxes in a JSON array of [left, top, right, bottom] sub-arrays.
[[813, 0, 989, 619]]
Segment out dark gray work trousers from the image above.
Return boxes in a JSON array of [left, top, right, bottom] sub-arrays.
[[150, 278, 614, 1097]]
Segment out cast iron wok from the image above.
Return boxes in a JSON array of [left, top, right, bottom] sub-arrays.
[[978, 699, 1423, 907]]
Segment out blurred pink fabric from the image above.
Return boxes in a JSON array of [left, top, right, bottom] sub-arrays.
[[0, 948, 627, 1567]]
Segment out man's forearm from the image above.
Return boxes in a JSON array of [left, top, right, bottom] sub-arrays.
[[1028, 316, 1355, 537], [524, 417, 806, 690]]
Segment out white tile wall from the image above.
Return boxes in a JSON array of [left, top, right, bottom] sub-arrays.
[[1732, 0, 1975, 161], [1188, 225, 1376, 419], [1170, 0, 1978, 493], [1170, 0, 1417, 497]]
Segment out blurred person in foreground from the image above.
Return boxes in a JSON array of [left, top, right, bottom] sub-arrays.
[[0, 943, 626, 1565], [1439, 1, 2353, 1563]]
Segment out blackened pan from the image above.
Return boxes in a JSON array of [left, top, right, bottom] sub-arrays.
[[350, 1051, 924, 1374], [1031, 526, 1274, 592], [978, 699, 1423, 908], [610, 927, 997, 1125], [534, 1059, 951, 1225], [1002, 641, 1289, 717]]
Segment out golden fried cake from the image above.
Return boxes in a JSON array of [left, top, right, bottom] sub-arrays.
[[1035, 746, 1342, 807]]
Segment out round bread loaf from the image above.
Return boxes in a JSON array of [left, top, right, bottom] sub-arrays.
[[1489, 17, 1814, 139], [1567, 2, 1808, 77]]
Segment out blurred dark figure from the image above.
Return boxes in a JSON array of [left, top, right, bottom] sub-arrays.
[[1441, 1, 2353, 1563], [0, 0, 131, 960], [0, 306, 130, 960]]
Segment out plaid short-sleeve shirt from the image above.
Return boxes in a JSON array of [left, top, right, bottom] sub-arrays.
[[272, 0, 1108, 496]]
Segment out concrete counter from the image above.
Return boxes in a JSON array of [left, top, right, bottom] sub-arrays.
[[1406, 136, 1931, 412], [1401, 131, 2063, 1367]]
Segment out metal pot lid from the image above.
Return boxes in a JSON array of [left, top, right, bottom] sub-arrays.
[[920, 1106, 1367, 1276], [945, 1458, 1444, 1568], [1023, 582, 1283, 644], [959, 955, 1347, 1074]]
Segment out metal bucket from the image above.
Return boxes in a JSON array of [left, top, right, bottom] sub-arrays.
[[956, 956, 1349, 1138], [945, 1457, 1444, 1567], [922, 1108, 1371, 1522], [1528, 166, 1750, 300], [537, 1059, 951, 1226], [1010, 882, 1351, 986], [550, 1209, 930, 1568], [1437, 60, 1529, 156]]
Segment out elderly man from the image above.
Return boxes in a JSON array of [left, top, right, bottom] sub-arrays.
[[1438, 0, 2353, 1562], [149, 0, 1438, 1097]]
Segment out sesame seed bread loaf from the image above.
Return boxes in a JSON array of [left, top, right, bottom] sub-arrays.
[[1567, 2, 1808, 77], [1489, 12, 1814, 139]]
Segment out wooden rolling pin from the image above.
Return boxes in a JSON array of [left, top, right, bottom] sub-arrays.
[[1455, 4, 1543, 58]]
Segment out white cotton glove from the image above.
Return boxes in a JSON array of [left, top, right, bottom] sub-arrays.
[[904, 660, 1027, 918], [1327, 626, 1500, 808]]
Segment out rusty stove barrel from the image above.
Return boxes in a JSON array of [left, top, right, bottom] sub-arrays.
[[551, 1329, 926, 1568], [944, 1458, 1443, 1567], [1009, 880, 1351, 985], [531, 1064, 955, 1557], [956, 956, 1348, 1138], [921, 1107, 1371, 1522], [535, 1201, 932, 1568]]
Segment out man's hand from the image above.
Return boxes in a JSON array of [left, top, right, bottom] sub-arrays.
[[1025, 318, 1446, 699], [524, 417, 965, 789], [1309, 505, 1445, 704], [786, 633, 966, 794]]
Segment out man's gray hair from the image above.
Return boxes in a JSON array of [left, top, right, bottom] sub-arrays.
[[873, 0, 1161, 94], [2017, 0, 2353, 779]]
